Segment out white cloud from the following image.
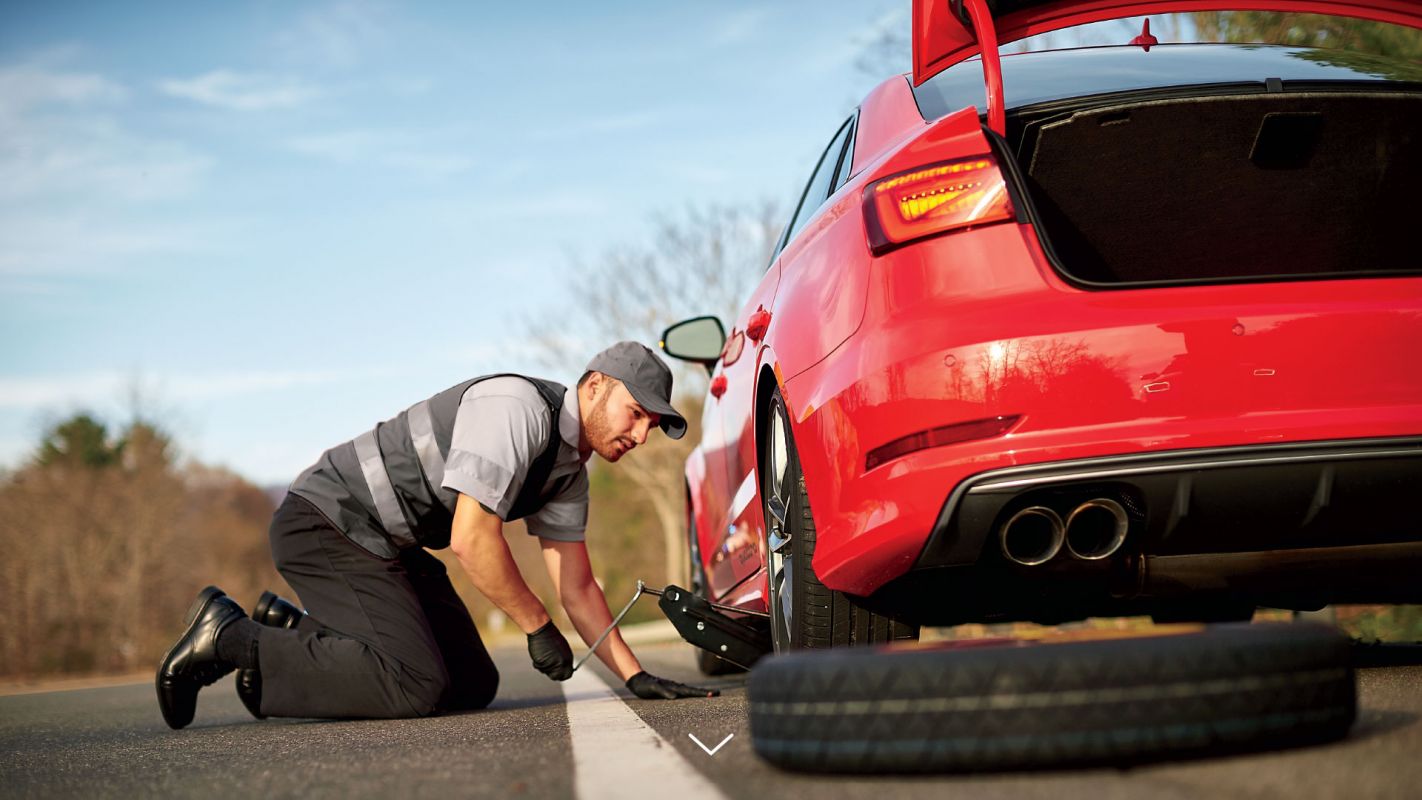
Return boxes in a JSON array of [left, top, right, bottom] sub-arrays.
[[275, 0, 390, 68], [385, 76, 434, 97], [662, 162, 729, 186], [0, 211, 229, 280], [0, 61, 211, 208], [0, 64, 126, 118], [283, 129, 381, 161], [158, 70, 321, 111], [285, 128, 475, 178], [530, 110, 667, 141], [453, 337, 561, 366], [709, 8, 774, 48], [462, 189, 611, 220], [0, 371, 131, 410], [383, 151, 475, 176], [0, 116, 211, 203], [0, 368, 360, 412], [0, 62, 215, 280]]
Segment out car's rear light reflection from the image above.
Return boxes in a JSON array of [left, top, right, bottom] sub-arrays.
[[864, 156, 1015, 255], [865, 414, 1021, 472]]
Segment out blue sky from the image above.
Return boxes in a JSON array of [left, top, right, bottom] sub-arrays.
[[0, 0, 914, 483], [0, 2, 1178, 485]]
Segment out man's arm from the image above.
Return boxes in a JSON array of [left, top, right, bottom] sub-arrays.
[[540, 538, 643, 681], [541, 539, 720, 698], [448, 492, 551, 634]]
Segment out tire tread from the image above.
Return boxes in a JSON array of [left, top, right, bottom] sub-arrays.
[[749, 623, 1356, 773]]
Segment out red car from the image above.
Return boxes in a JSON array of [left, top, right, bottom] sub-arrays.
[[661, 0, 1422, 667]]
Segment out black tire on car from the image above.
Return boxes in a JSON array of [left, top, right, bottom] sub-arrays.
[[749, 622, 1356, 773], [762, 389, 918, 652]]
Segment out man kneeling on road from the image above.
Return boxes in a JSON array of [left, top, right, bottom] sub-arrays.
[[157, 341, 718, 729]]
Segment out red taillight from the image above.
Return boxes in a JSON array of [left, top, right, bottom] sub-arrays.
[[863, 156, 1015, 254], [865, 415, 1020, 472]]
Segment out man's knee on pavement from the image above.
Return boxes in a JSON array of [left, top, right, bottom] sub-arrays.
[[397, 660, 452, 717], [446, 664, 500, 711], [469, 666, 499, 710]]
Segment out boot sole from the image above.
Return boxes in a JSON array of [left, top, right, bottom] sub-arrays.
[[156, 586, 225, 729], [252, 591, 279, 626]]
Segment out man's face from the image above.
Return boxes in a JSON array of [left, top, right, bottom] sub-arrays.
[[583, 376, 659, 462]]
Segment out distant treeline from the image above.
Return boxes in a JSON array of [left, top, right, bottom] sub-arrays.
[[0, 412, 674, 680], [0, 415, 286, 678]]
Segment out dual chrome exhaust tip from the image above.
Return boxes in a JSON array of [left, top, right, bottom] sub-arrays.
[[999, 498, 1130, 566]]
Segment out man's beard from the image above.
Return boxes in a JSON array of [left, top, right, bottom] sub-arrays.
[[584, 387, 629, 461]]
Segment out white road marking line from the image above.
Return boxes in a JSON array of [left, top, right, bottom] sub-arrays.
[[561, 668, 730, 800], [688, 733, 734, 756]]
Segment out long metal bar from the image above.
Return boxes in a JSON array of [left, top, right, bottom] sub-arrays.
[[572, 580, 648, 672], [571, 580, 770, 672]]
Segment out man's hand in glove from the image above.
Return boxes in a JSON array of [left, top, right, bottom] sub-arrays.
[[625, 671, 721, 699], [527, 621, 574, 681]]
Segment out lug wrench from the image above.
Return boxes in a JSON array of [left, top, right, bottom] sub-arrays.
[[571, 579, 767, 672]]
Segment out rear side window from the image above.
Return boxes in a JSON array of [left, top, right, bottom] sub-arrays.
[[781, 117, 853, 250], [831, 116, 857, 192]]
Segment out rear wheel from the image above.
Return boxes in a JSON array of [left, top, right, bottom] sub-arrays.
[[762, 389, 918, 652]]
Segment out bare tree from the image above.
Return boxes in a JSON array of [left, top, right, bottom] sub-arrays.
[[524, 200, 782, 586], [1193, 12, 1422, 58], [527, 200, 782, 379], [856, 12, 910, 79]]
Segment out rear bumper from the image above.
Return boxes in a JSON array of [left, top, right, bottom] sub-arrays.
[[842, 432, 1422, 627], [921, 435, 1422, 568], [782, 227, 1422, 597]]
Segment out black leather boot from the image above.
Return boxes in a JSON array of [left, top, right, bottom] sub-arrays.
[[236, 591, 305, 719], [156, 586, 245, 730]]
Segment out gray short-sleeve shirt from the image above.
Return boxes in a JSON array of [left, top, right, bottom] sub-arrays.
[[440, 376, 590, 542]]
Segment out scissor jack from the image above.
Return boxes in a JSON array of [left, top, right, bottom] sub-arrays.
[[573, 580, 772, 672]]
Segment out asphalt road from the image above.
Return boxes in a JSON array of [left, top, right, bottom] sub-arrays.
[[2, 640, 1420, 800]]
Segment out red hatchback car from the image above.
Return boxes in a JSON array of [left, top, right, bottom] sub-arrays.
[[661, 0, 1422, 666]]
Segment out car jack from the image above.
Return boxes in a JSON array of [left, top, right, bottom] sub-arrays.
[[573, 580, 771, 672]]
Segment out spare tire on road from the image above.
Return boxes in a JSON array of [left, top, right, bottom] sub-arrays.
[[748, 623, 1355, 773]]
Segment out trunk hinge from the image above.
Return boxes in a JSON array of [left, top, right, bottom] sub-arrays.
[[950, 0, 1006, 137]]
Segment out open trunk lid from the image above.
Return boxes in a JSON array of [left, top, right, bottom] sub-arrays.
[[913, 0, 1422, 133]]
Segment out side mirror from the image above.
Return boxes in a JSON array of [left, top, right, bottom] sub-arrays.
[[660, 316, 725, 373]]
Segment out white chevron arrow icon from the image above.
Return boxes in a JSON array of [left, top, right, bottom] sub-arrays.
[[687, 733, 734, 756]]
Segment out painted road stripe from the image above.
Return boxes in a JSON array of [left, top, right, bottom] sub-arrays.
[[561, 668, 729, 800]]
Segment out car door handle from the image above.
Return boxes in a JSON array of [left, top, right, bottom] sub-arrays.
[[747, 308, 772, 342], [709, 375, 728, 399]]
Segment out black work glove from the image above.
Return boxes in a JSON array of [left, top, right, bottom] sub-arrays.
[[527, 620, 574, 681], [625, 671, 720, 699]]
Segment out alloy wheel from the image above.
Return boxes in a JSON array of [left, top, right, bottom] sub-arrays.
[[763, 398, 795, 652]]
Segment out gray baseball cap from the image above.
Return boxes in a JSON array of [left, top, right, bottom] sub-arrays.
[[585, 341, 687, 440]]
